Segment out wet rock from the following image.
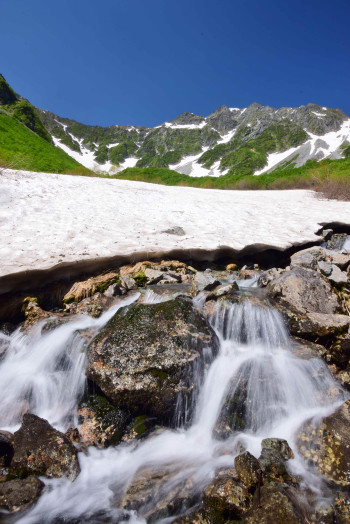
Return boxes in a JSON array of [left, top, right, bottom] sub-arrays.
[[70, 292, 116, 318], [87, 297, 216, 421], [11, 414, 80, 480], [290, 246, 326, 270], [203, 469, 253, 520], [193, 272, 221, 292], [334, 492, 350, 524], [22, 297, 50, 328], [242, 483, 308, 524], [328, 264, 348, 287], [77, 393, 131, 447], [0, 431, 14, 468], [234, 451, 261, 491], [239, 269, 260, 280], [63, 272, 120, 304], [258, 438, 295, 484], [0, 476, 44, 512], [104, 282, 123, 297], [297, 400, 350, 488], [121, 467, 196, 522], [289, 311, 350, 340], [290, 337, 327, 360], [326, 233, 347, 251], [205, 282, 239, 301]]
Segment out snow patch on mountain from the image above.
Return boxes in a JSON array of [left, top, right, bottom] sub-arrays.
[[1, 169, 350, 278]]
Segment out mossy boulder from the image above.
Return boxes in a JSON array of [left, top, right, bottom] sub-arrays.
[[10, 414, 80, 480], [87, 296, 217, 421], [258, 438, 296, 484], [296, 400, 350, 488]]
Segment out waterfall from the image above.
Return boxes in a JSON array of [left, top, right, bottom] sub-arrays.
[[0, 297, 346, 523]]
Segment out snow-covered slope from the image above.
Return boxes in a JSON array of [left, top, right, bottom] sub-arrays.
[[1, 169, 350, 281]]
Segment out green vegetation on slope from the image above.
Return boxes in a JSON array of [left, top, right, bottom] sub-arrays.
[[0, 110, 91, 175], [115, 156, 350, 200], [0, 74, 17, 105], [198, 121, 308, 177]]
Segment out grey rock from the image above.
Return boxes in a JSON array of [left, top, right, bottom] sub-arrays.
[[326, 233, 347, 251], [194, 272, 221, 292], [120, 273, 137, 290], [162, 226, 185, 236], [330, 253, 350, 270], [290, 246, 326, 270], [328, 264, 348, 287], [317, 260, 333, 276]]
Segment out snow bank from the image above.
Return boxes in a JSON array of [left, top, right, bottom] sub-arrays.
[[1, 170, 349, 281]]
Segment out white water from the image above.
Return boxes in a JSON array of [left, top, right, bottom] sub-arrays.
[[0, 298, 347, 523]]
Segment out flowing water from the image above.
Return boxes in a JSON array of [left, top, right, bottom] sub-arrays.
[[0, 294, 347, 523]]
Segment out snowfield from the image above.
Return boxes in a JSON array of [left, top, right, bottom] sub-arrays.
[[0, 169, 350, 280]]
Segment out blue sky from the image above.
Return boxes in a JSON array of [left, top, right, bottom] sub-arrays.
[[2, 0, 349, 127]]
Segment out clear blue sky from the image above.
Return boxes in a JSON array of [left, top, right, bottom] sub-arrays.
[[2, 0, 349, 127]]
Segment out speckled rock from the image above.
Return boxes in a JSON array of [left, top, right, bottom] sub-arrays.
[[334, 492, 350, 524], [297, 400, 350, 488], [11, 414, 80, 480], [203, 469, 253, 520], [234, 451, 261, 491], [328, 265, 348, 287], [242, 483, 307, 524], [67, 292, 116, 318], [193, 272, 221, 292], [0, 476, 44, 512], [258, 438, 295, 484], [87, 296, 217, 421], [330, 253, 350, 270], [77, 393, 131, 447]]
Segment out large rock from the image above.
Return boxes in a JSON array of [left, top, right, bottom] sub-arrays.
[[0, 476, 44, 512], [297, 400, 350, 488], [87, 296, 216, 421], [242, 483, 308, 524], [266, 267, 349, 339], [290, 246, 326, 270], [234, 451, 260, 491], [203, 469, 253, 521], [258, 438, 296, 484], [11, 414, 80, 480]]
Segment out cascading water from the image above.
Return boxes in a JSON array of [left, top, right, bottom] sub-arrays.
[[0, 296, 347, 523]]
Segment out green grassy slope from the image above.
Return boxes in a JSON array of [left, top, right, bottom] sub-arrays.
[[0, 110, 91, 175], [115, 157, 350, 194]]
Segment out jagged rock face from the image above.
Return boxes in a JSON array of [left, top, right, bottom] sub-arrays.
[[36, 100, 349, 175], [87, 296, 217, 421], [297, 400, 350, 488], [11, 414, 80, 480]]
